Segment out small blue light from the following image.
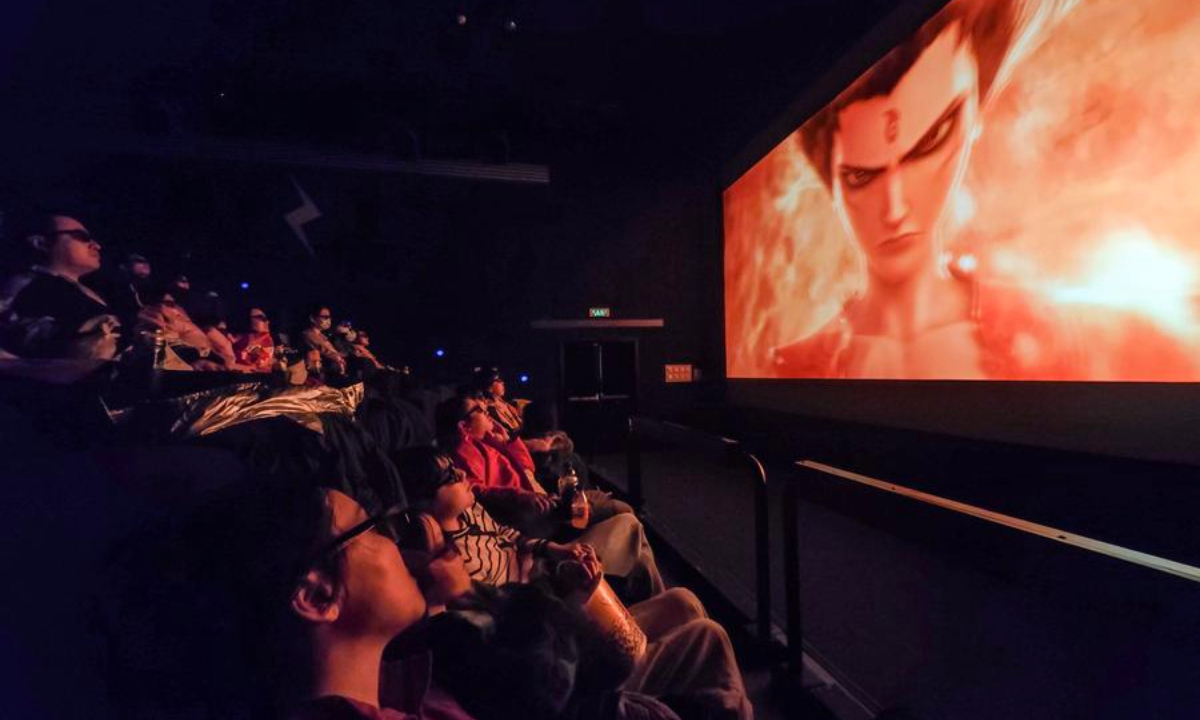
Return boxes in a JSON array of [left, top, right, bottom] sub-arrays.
[[240, 281, 250, 290], [435, 348, 446, 358], [519, 374, 530, 383]]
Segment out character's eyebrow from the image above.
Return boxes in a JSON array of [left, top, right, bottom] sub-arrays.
[[835, 95, 967, 177], [900, 96, 965, 164]]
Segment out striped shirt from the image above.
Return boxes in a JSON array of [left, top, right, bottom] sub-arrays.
[[447, 502, 533, 586]]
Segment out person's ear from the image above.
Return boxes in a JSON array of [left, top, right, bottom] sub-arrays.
[[26, 234, 49, 254], [291, 569, 342, 624]]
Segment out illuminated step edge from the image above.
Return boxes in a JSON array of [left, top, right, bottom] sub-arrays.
[[797, 460, 1200, 584]]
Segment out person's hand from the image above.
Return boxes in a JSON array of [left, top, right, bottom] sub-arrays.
[[542, 541, 595, 563], [553, 552, 603, 604], [523, 437, 553, 453], [487, 424, 509, 444]]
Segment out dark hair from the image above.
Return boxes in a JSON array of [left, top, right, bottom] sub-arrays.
[[435, 395, 474, 446], [6, 210, 78, 253], [394, 447, 458, 506], [306, 302, 332, 320], [187, 483, 342, 707], [470, 366, 503, 396], [799, 0, 1017, 188]]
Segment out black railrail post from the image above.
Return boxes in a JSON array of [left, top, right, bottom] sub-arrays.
[[746, 452, 772, 646], [783, 468, 804, 675], [626, 416, 645, 511]]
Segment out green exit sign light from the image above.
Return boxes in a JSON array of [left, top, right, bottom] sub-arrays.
[[589, 307, 612, 318]]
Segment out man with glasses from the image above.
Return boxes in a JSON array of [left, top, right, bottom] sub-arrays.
[[2, 213, 120, 359], [197, 484, 468, 719]]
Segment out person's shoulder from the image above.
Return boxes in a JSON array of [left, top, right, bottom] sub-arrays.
[[770, 314, 850, 378], [10, 270, 66, 302]]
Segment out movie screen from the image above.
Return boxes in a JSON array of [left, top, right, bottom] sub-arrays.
[[724, 0, 1200, 381]]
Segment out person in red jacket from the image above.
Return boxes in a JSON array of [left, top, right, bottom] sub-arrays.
[[442, 394, 539, 492]]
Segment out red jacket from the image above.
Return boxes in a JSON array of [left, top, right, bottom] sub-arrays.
[[449, 430, 537, 492], [448, 431, 556, 536]]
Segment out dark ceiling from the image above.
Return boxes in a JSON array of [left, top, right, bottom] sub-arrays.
[[3, 0, 897, 174]]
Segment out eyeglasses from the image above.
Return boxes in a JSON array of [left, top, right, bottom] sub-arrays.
[[249, 313, 269, 321], [316, 314, 332, 320], [308, 505, 409, 563], [462, 404, 486, 421], [51, 229, 98, 244]]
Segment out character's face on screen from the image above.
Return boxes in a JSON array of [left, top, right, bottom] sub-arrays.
[[831, 24, 979, 285]]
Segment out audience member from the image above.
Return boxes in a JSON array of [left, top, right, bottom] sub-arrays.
[[437, 394, 538, 492], [333, 320, 357, 355], [470, 367, 523, 438], [2, 212, 121, 360], [191, 297, 251, 371], [302, 304, 347, 375], [101, 251, 152, 328], [303, 347, 326, 387], [193, 484, 443, 720], [352, 330, 385, 369], [232, 306, 278, 373]]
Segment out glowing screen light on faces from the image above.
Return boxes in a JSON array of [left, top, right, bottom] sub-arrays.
[[722, 0, 1200, 381]]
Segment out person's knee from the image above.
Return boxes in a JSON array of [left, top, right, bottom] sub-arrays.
[[604, 497, 633, 516], [599, 512, 641, 540], [690, 618, 731, 646], [660, 588, 707, 622]]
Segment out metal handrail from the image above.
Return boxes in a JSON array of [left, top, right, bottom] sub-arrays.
[[626, 416, 774, 646]]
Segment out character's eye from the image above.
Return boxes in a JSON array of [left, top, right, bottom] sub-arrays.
[[906, 102, 962, 161], [839, 166, 883, 190]]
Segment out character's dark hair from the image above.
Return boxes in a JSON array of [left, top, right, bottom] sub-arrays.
[[799, 0, 1017, 188]]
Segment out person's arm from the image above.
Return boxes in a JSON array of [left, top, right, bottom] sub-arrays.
[[473, 485, 559, 538], [551, 555, 647, 690], [312, 329, 348, 368]]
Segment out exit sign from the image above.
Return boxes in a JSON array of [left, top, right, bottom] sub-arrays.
[[588, 307, 612, 318]]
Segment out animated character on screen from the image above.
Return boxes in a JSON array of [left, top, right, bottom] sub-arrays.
[[772, 0, 1088, 380]]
